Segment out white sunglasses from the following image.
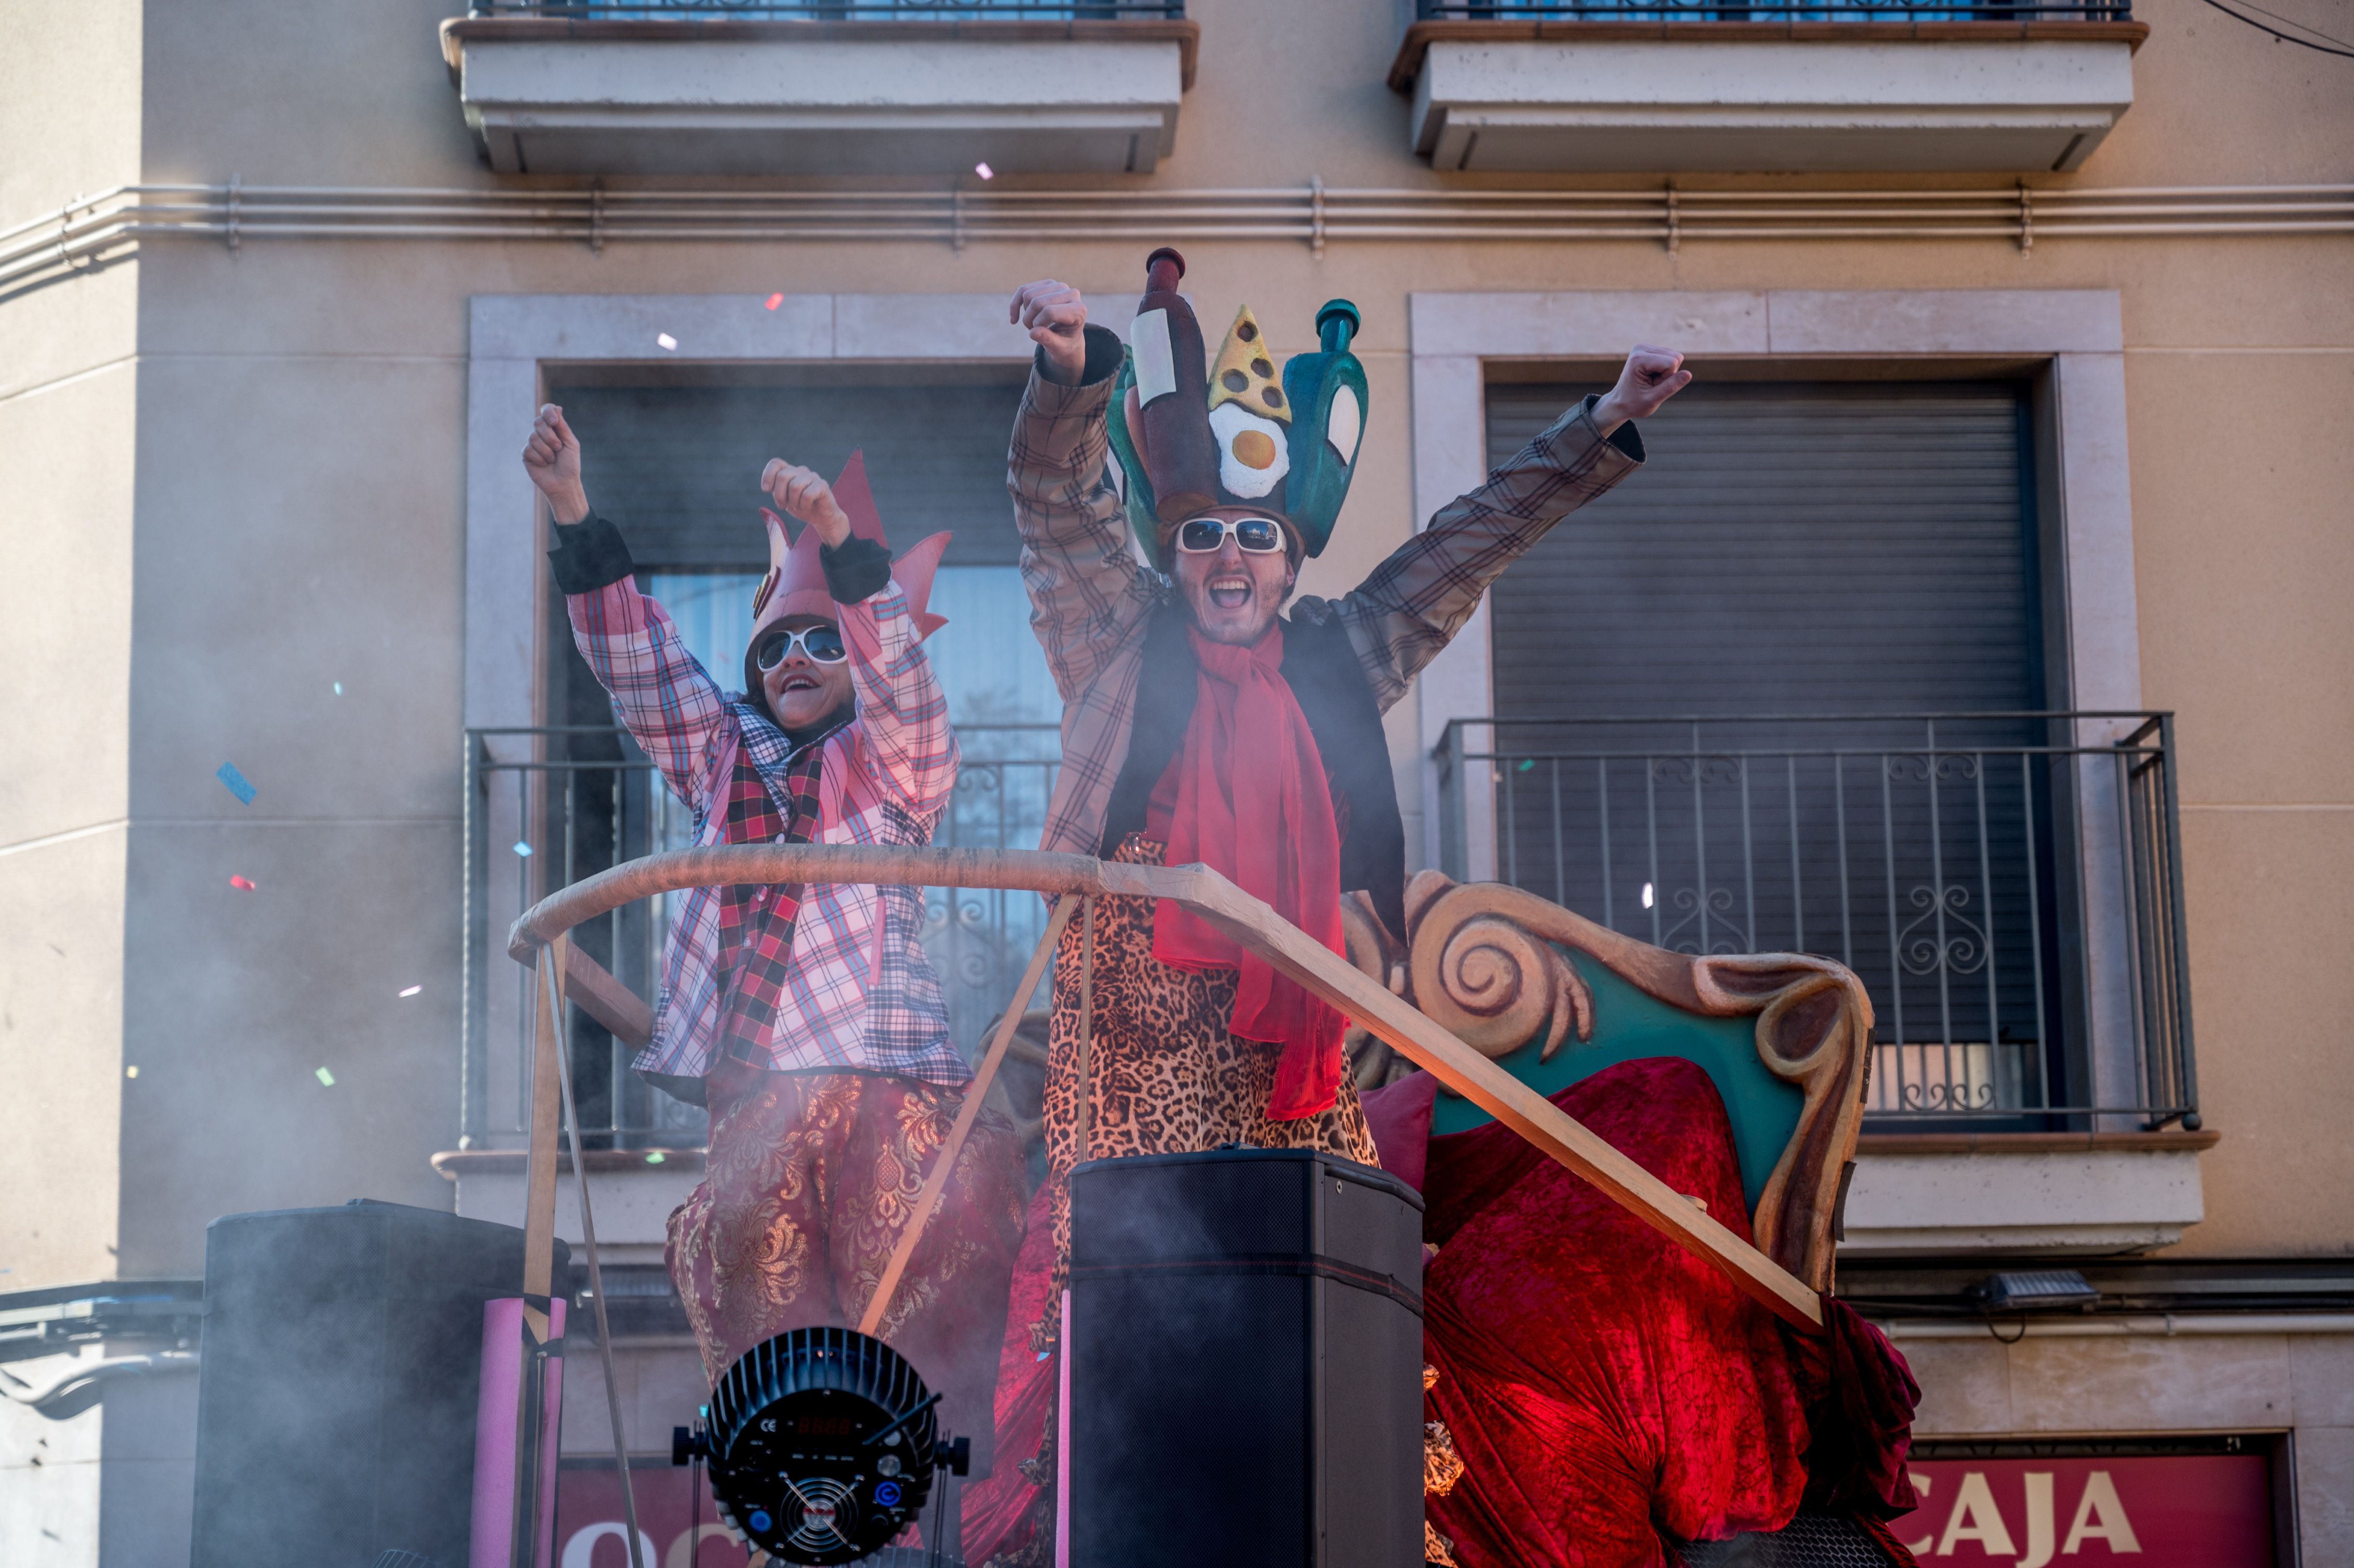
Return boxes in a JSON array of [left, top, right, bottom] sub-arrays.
[[1175, 516, 1288, 555]]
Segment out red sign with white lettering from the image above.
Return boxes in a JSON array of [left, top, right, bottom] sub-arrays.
[[555, 1468, 750, 1568], [1899, 1457, 2273, 1565]]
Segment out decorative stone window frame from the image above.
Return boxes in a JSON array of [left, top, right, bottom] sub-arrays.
[[1405, 288, 2150, 1125], [460, 292, 1092, 1170]]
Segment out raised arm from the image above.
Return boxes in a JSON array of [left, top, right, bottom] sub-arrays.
[[1007, 280, 1158, 703], [1327, 346, 1693, 713], [526, 403, 735, 814], [760, 462, 958, 818]]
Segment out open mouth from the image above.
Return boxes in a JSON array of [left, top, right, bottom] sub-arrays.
[[1208, 575, 1252, 611], [780, 673, 820, 693]]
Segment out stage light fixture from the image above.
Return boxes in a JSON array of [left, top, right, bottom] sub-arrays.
[[685, 1326, 970, 1565]]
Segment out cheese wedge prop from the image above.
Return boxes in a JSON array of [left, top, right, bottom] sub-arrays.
[[1208, 306, 1291, 423]]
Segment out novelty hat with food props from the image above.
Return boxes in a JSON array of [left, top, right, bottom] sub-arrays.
[[744, 450, 950, 692], [1106, 247, 1368, 571]]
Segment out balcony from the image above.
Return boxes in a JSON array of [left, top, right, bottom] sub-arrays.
[[1437, 712, 2207, 1254], [440, 3, 1197, 177], [1391, 0, 2146, 174], [441, 723, 1061, 1246]]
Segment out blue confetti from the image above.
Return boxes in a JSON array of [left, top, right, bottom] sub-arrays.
[[513, 840, 534, 857], [1516, 758, 1536, 773], [216, 763, 257, 804], [332, 681, 343, 696]]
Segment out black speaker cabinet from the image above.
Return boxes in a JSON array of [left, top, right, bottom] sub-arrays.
[[1067, 1147, 1424, 1568], [191, 1199, 564, 1568]]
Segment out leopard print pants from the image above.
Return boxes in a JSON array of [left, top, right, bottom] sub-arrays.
[[1026, 833, 1378, 1350]]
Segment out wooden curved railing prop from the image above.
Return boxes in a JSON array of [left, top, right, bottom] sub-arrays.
[[506, 844, 1826, 1335], [1400, 870, 1875, 1294]]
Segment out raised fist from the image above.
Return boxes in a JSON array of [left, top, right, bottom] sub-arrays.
[[1009, 280, 1088, 385], [761, 459, 854, 549], [522, 404, 590, 524], [1593, 345, 1693, 433]]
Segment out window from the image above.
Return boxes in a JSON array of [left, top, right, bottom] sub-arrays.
[[1480, 377, 2089, 1125], [537, 370, 1057, 1136]]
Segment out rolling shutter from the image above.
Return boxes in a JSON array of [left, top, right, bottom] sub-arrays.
[[1486, 380, 2037, 722], [1480, 381, 2050, 1062], [555, 376, 1029, 569]]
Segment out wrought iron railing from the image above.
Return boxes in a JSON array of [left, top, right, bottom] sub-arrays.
[[1416, 0, 2131, 18], [461, 723, 1060, 1147], [1435, 712, 2195, 1129], [465, 2, 1185, 18]]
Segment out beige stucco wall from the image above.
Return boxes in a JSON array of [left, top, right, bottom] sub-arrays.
[[0, 0, 143, 1294], [1, 0, 2348, 1297]]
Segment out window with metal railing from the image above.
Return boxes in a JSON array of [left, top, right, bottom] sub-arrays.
[[1414, 0, 2131, 19], [461, 722, 1063, 1148], [465, 2, 1185, 18], [1436, 711, 2196, 1130]]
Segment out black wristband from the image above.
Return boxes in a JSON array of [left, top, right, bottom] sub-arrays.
[[547, 513, 636, 595], [1583, 393, 1647, 463], [1033, 322, 1127, 389], [819, 535, 893, 605]]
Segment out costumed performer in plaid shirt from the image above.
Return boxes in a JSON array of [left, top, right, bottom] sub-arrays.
[[522, 405, 1025, 1474]]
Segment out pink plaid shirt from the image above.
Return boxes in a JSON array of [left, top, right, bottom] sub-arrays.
[[567, 575, 969, 1090]]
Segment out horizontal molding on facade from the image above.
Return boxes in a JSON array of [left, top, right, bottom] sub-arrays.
[[5, 179, 2350, 293], [1881, 1312, 2354, 1338]]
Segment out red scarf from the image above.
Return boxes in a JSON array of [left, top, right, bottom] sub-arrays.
[[1152, 623, 1349, 1119]]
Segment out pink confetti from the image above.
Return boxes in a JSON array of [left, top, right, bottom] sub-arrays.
[[230, 874, 257, 891], [974, 162, 995, 180], [764, 293, 784, 310]]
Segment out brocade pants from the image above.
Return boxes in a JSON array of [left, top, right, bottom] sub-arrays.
[[665, 1064, 1028, 1476]]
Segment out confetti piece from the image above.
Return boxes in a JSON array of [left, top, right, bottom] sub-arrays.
[[974, 162, 995, 180], [1641, 881, 1656, 910], [513, 840, 534, 858], [332, 681, 344, 696], [230, 875, 257, 891], [645, 1151, 667, 1166], [656, 332, 678, 351], [764, 293, 784, 310], [1516, 758, 1535, 773], [216, 762, 257, 805], [126, 1065, 139, 1079], [1036, 1351, 1051, 1362], [315, 1066, 337, 1087], [398, 984, 422, 998]]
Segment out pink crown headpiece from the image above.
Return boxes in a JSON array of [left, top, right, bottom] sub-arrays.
[[750, 450, 950, 643]]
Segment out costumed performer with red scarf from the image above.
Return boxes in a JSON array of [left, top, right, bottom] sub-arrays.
[[521, 406, 1027, 1471], [954, 252, 1907, 1568]]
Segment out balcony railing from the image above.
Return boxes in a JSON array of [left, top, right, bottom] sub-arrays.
[[1435, 712, 2195, 1130], [1414, 0, 2131, 18], [464, 3, 1185, 17], [461, 724, 1060, 1147]]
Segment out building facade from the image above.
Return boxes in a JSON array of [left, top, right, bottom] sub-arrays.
[[2, 0, 2349, 1562]]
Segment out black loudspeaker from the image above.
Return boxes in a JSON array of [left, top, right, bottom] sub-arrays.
[[191, 1199, 565, 1568], [1067, 1148, 1424, 1568]]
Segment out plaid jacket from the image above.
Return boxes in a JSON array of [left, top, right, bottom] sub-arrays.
[[1010, 339, 1644, 863], [566, 570, 967, 1089]]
